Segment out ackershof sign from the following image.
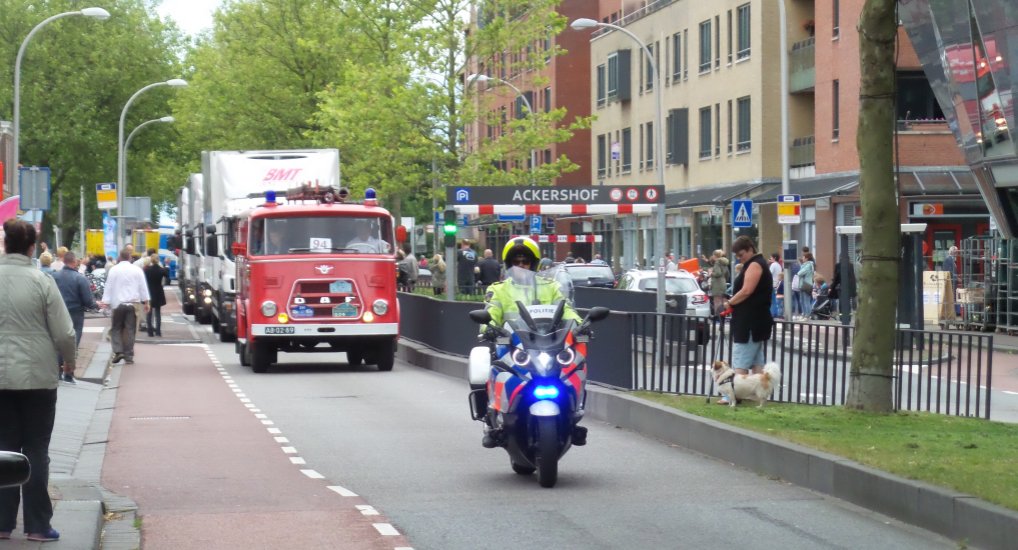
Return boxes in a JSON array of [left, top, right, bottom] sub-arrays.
[[447, 185, 665, 205]]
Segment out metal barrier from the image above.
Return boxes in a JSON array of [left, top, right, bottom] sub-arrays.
[[630, 314, 994, 419]]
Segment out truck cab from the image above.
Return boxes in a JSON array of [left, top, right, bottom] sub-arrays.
[[234, 186, 399, 373]]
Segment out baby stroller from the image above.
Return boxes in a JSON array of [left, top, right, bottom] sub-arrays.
[[810, 286, 834, 320]]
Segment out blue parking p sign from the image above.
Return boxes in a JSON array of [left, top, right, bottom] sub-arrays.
[[530, 215, 542, 234], [732, 200, 753, 228]]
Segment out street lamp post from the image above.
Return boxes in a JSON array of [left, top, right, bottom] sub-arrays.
[[12, 7, 110, 192], [466, 74, 537, 177], [117, 79, 187, 250], [571, 18, 667, 315], [123, 116, 175, 197]]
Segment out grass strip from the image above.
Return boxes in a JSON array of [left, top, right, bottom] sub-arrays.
[[634, 392, 1018, 511]]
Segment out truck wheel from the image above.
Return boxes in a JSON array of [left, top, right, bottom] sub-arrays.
[[251, 341, 273, 373], [212, 319, 220, 333], [239, 342, 251, 367], [376, 340, 395, 372]]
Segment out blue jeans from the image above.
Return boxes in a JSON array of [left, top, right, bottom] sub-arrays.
[[0, 389, 57, 534]]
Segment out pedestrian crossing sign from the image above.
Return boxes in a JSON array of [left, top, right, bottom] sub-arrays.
[[732, 200, 753, 228]]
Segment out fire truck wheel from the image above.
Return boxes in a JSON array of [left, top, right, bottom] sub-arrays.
[[346, 349, 363, 366], [376, 341, 395, 372], [252, 342, 274, 373], [239, 342, 251, 367]]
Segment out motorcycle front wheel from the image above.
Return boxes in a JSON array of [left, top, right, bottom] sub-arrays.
[[535, 416, 559, 488]]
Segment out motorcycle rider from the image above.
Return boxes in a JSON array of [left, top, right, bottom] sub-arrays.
[[476, 237, 582, 448]]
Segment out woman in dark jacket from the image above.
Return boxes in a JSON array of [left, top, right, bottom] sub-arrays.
[[143, 253, 168, 337]]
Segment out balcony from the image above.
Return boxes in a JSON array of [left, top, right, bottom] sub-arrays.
[[789, 37, 815, 93], [791, 136, 815, 168]]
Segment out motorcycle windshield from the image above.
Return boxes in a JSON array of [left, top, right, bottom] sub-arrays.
[[501, 267, 577, 352]]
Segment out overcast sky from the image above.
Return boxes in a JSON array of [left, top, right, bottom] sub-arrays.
[[156, 0, 222, 36]]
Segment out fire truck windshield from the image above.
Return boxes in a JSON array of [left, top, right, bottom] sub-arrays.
[[250, 216, 393, 255]]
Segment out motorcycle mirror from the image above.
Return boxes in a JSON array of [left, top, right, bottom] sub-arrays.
[[469, 309, 492, 325], [0, 451, 30, 489], [586, 306, 610, 323]]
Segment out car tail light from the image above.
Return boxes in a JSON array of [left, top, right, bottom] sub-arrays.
[[691, 293, 708, 305]]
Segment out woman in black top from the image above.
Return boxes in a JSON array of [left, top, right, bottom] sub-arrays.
[[724, 236, 774, 378], [143, 253, 168, 337]]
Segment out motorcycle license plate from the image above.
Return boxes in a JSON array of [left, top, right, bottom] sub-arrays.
[[329, 280, 353, 293], [332, 303, 357, 317], [264, 326, 295, 335]]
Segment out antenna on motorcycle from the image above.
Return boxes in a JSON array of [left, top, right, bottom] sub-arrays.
[[551, 300, 565, 329], [515, 300, 538, 332]]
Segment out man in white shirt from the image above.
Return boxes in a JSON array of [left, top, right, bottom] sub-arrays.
[[101, 249, 150, 365], [345, 220, 388, 253]]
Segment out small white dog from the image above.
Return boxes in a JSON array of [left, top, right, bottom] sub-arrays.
[[710, 360, 782, 408]]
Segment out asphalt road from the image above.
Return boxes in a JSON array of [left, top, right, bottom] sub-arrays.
[[199, 329, 960, 550]]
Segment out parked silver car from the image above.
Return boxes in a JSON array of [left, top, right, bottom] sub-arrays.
[[615, 269, 710, 317]]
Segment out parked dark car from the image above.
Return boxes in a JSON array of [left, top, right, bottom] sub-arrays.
[[560, 263, 617, 289]]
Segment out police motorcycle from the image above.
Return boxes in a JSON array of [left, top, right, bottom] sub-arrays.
[[468, 266, 609, 488]]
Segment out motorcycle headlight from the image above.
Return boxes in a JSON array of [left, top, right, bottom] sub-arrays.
[[372, 299, 388, 315], [510, 348, 530, 367], [261, 301, 277, 317], [556, 348, 575, 365]]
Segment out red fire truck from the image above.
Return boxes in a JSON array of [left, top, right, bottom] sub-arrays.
[[233, 184, 399, 373]]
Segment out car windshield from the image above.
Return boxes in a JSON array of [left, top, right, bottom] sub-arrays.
[[565, 265, 615, 281], [250, 216, 393, 255], [640, 276, 699, 293]]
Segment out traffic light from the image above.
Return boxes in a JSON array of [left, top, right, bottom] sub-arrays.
[[443, 209, 457, 248]]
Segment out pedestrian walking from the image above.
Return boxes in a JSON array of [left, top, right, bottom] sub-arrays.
[[101, 248, 150, 365], [143, 252, 168, 337], [477, 248, 502, 287], [51, 251, 98, 381], [0, 219, 77, 542], [457, 240, 477, 295], [721, 236, 774, 404], [428, 254, 446, 295], [38, 252, 55, 276], [795, 253, 816, 320]]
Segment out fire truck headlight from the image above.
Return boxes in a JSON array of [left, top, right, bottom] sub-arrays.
[[261, 301, 278, 317], [372, 299, 389, 316]]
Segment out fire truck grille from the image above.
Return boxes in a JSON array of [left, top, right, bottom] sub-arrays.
[[289, 279, 361, 320]]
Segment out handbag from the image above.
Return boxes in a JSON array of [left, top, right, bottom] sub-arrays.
[[801, 280, 813, 292]]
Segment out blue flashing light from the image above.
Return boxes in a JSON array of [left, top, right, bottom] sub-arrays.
[[365, 188, 377, 200], [533, 385, 559, 400], [265, 190, 276, 204]]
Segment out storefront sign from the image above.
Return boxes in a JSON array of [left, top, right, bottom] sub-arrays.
[[448, 185, 665, 205]]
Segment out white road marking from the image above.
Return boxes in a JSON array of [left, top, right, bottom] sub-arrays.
[[395, 547, 414, 550], [228, 384, 239, 389], [250, 409, 261, 413], [281, 446, 297, 454], [267, 428, 281, 434], [274, 436, 289, 443], [261, 420, 274, 425], [300, 469, 324, 479], [255, 413, 268, 419], [232, 388, 242, 393], [83, 327, 105, 333], [244, 404, 256, 409], [289, 457, 306, 465], [327, 485, 358, 497], [356, 505, 379, 516], [240, 398, 251, 403], [1005, 391, 1018, 396], [373, 523, 400, 536], [236, 393, 247, 398]]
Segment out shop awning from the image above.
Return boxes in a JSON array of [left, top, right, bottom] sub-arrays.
[[665, 181, 773, 208], [752, 174, 859, 203], [899, 169, 978, 196]]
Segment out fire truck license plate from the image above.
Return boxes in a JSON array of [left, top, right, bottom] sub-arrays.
[[264, 326, 295, 335], [329, 280, 352, 294], [332, 303, 357, 317]]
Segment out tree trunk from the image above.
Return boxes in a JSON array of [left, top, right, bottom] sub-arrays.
[[845, 0, 898, 412]]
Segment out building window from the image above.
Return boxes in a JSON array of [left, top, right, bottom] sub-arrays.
[[544, 86, 551, 113], [833, 0, 840, 38], [714, 15, 721, 69], [597, 134, 607, 178], [596, 64, 606, 107], [714, 103, 721, 157], [726, 9, 733, 64], [639, 123, 645, 170], [683, 31, 689, 79], [727, 100, 733, 154], [699, 107, 712, 159], [737, 96, 751, 151], [607, 54, 619, 99], [737, 4, 751, 60], [645, 122, 654, 168], [833, 80, 840, 139], [699, 20, 712, 73], [644, 43, 654, 91], [544, 149, 551, 165], [672, 31, 682, 81], [622, 127, 632, 173]]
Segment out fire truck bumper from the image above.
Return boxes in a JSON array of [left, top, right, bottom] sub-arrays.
[[250, 323, 399, 337]]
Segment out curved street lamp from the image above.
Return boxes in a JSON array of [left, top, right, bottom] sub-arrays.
[[570, 17, 667, 314], [123, 116, 175, 194], [117, 79, 187, 249], [13, 7, 111, 174], [466, 73, 537, 176]]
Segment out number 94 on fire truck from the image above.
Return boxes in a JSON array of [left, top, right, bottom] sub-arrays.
[[233, 185, 399, 373]]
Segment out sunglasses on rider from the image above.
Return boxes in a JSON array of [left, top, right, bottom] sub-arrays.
[[511, 256, 532, 266]]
